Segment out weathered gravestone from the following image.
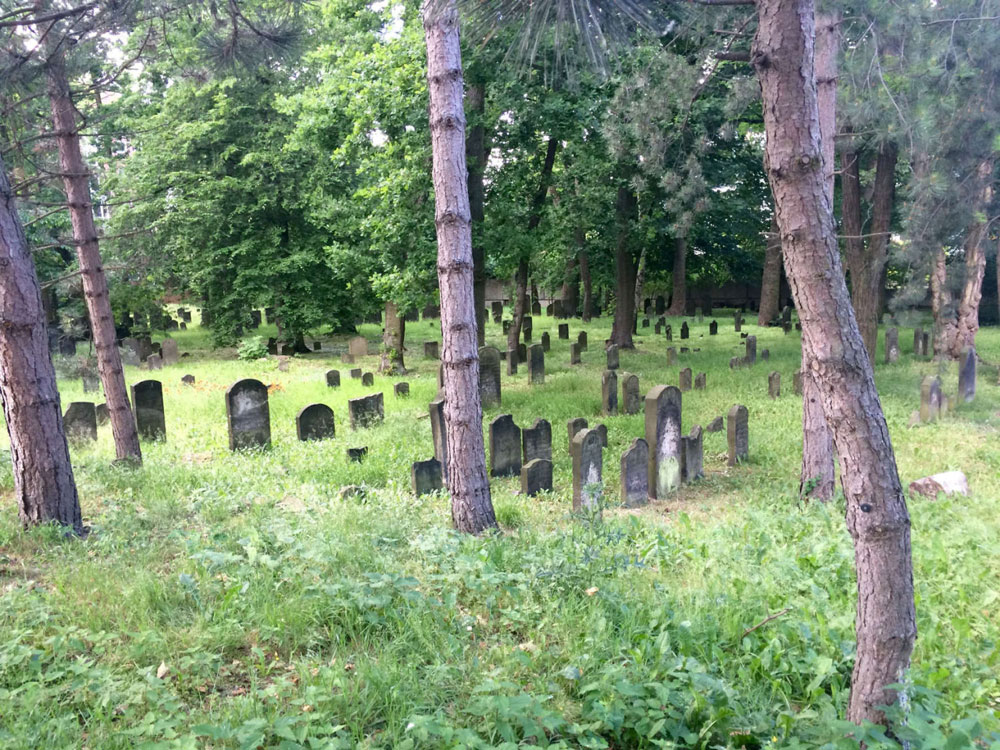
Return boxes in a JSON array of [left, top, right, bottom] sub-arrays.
[[745, 336, 757, 365], [620, 437, 649, 507], [313, 341, 322, 351], [522, 316, 532, 343], [606, 344, 619, 370], [506, 347, 518, 376], [64, 402, 97, 442], [429, 398, 447, 473], [919, 376, 942, 423], [489, 414, 522, 478], [181, 374, 195, 386], [681, 425, 703, 482], [577, 331, 588, 351], [131, 380, 166, 441], [361, 372, 374, 386], [761, 349, 770, 361], [666, 347, 678, 366], [249, 310, 261, 329], [679, 368, 692, 392], [520, 458, 553, 496], [522, 418, 552, 463], [341, 352, 355, 364], [412, 458, 443, 496], [348, 336, 368, 357], [478, 347, 502, 407], [921, 331, 930, 357], [793, 370, 803, 396], [655, 321, 662, 335], [529, 344, 545, 385], [709, 320, 718, 335], [621, 372, 641, 415], [350, 368, 362, 379], [502, 320, 511, 335], [491, 301, 503, 323], [567, 417, 588, 444], [121, 338, 141, 366], [348, 392, 384, 429], [296, 404, 335, 441], [641, 318, 650, 328], [161, 338, 179, 366], [959, 346, 976, 403], [394, 382, 410, 398], [655, 296, 665, 315], [601, 370, 618, 415], [226, 379, 270, 450], [885, 327, 900, 364], [734, 312, 742, 333], [96, 403, 109, 426], [694, 372, 706, 390], [572, 428, 604, 511], [706, 415, 723, 433], [424, 341, 439, 359], [326, 370, 341, 388], [680, 322, 689, 339], [913, 327, 923, 355], [541, 332, 551, 352], [594, 423, 608, 447], [558, 323, 569, 340], [726, 404, 749, 466], [517, 343, 527, 364], [645, 385, 682, 500], [531, 300, 541, 315], [82, 370, 100, 393], [277, 356, 291, 372], [665, 325, 672, 341], [146, 354, 163, 371], [768, 371, 781, 399], [347, 446, 368, 462], [570, 343, 581, 365]]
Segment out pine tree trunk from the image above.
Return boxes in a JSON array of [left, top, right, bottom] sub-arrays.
[[666, 237, 687, 315], [930, 248, 956, 358], [951, 159, 993, 357], [466, 81, 487, 346], [633, 246, 647, 321], [758, 216, 782, 325], [423, 0, 497, 534], [45, 49, 141, 464], [610, 186, 637, 348], [754, 0, 916, 726], [380, 301, 405, 374], [579, 244, 593, 322], [0, 154, 83, 531]]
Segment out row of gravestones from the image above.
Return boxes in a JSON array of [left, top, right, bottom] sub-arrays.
[[913, 348, 977, 424], [121, 337, 181, 369]]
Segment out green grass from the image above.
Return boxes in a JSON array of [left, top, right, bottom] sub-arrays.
[[0, 312, 998, 749]]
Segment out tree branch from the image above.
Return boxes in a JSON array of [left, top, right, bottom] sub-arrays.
[[0, 2, 97, 29]]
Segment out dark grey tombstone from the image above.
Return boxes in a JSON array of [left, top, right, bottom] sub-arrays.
[[412, 458, 444, 496], [131, 379, 166, 441], [489, 414, 522, 478], [729, 357, 740, 369], [641, 318, 650, 329], [506, 348, 518, 376], [645, 385, 682, 500], [679, 368, 692, 392], [709, 320, 718, 336], [745, 335, 757, 365], [517, 342, 527, 363], [577, 331, 588, 351], [601, 370, 618, 416], [350, 368, 362, 379], [226, 379, 270, 450], [665, 324, 672, 341], [424, 341, 440, 359], [594, 423, 608, 447], [266, 338, 277, 355], [161, 338, 179, 366], [706, 415, 723, 433], [491, 301, 503, 323], [553, 299, 564, 318], [655, 296, 665, 315], [570, 343, 581, 365], [394, 382, 410, 398], [59, 337, 77, 357], [913, 327, 923, 355], [138, 336, 154, 362], [529, 344, 545, 385], [921, 332, 930, 357], [545, 303, 554, 316], [182, 374, 195, 386], [147, 354, 163, 371], [694, 372, 706, 390], [522, 418, 552, 463], [567, 417, 588, 446], [885, 327, 900, 364], [558, 323, 569, 340], [478, 347, 502, 407], [541, 332, 551, 352], [313, 341, 322, 351], [606, 344, 619, 370], [348, 392, 384, 429], [681, 347, 690, 354], [531, 301, 542, 316], [96, 402, 109, 426], [621, 372, 641, 415], [520, 458, 553, 496], [572, 428, 604, 511], [326, 370, 341, 388], [655, 321, 662, 335], [82, 370, 100, 393], [296, 404, 335, 441], [122, 337, 141, 366], [680, 322, 689, 340], [959, 346, 976, 403], [793, 370, 803, 396], [361, 372, 374, 386], [667, 347, 678, 366], [249, 310, 262, 328], [681, 425, 704, 482], [734, 312, 742, 333], [768, 371, 780, 398], [620, 438, 649, 507], [522, 316, 533, 343], [727, 404, 749, 466], [64, 402, 97, 442], [429, 397, 448, 473], [761, 349, 770, 361], [502, 320, 511, 335], [920, 376, 942, 423], [347, 446, 368, 462]]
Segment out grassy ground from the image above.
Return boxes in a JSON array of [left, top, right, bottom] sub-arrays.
[[0, 311, 998, 749]]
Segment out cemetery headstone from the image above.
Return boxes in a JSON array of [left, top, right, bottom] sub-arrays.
[[745, 335, 757, 365], [529, 344, 545, 385], [681, 425, 704, 482], [348, 336, 368, 357], [478, 347, 502, 407], [768, 371, 780, 398], [594, 423, 608, 447], [709, 320, 718, 335], [489, 414, 522, 477], [517, 342, 527, 363], [761, 349, 770, 361], [885, 327, 900, 363], [122, 337, 141, 366], [226, 379, 270, 450], [249, 310, 261, 328], [491, 301, 503, 323], [361, 372, 374, 386], [665, 324, 672, 341], [147, 354, 162, 371], [694, 372, 706, 390], [131, 380, 166, 441], [313, 341, 321, 351], [82, 370, 100, 393], [959, 345, 976, 402], [679, 368, 692, 392], [502, 320, 511, 335], [64, 402, 97, 442], [606, 344, 619, 370], [793, 370, 803, 396], [506, 347, 518, 376], [347, 446, 368, 462], [326, 370, 341, 388], [919, 376, 942, 423], [341, 352, 355, 364], [645, 385, 682, 499], [522, 316, 532, 342], [667, 347, 678, 366], [577, 331, 588, 351], [572, 428, 603, 511], [726, 404, 749, 466], [558, 323, 569, 340], [429, 398, 447, 473], [394, 382, 410, 398], [348, 392, 384, 429], [541, 332, 550, 352], [620, 437, 649, 507], [734, 312, 742, 332], [641, 318, 650, 328], [424, 341, 440, 359], [522, 418, 552, 463], [520, 458, 553, 496], [921, 331, 930, 357], [913, 328, 923, 355], [96, 403, 109, 425], [531, 300, 541, 316], [680, 322, 689, 339], [602, 370, 618, 415], [621, 372, 641, 415], [570, 343, 581, 365], [567, 417, 588, 445], [706, 415, 723, 433], [412, 458, 443, 496], [655, 296, 665, 315], [655, 321, 662, 335], [296, 404, 335, 441], [161, 338, 179, 366], [182, 374, 195, 386], [350, 368, 362, 379]]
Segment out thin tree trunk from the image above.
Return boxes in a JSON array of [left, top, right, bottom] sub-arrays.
[[610, 185, 637, 348], [380, 300, 405, 374], [951, 160, 993, 357], [579, 244, 593, 322], [758, 216, 782, 325], [666, 237, 687, 315], [930, 248, 955, 358], [561, 254, 579, 318], [423, 0, 496, 534], [754, 0, 915, 726], [506, 258, 528, 352], [0, 155, 83, 531], [45, 48, 141, 464], [633, 246, 647, 323], [466, 80, 487, 346]]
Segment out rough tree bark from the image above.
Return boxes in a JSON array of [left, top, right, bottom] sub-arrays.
[[610, 185, 637, 348], [561, 255, 579, 318], [666, 237, 687, 315], [758, 215, 782, 325], [466, 80, 487, 346], [579, 241, 593, 322], [0, 154, 83, 531], [423, 0, 497, 534], [380, 301, 405, 374], [45, 47, 141, 464], [633, 246, 647, 324], [754, 0, 916, 726], [930, 248, 955, 357]]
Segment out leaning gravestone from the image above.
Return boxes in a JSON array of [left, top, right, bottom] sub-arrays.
[[478, 347, 502, 407], [620, 437, 649, 507], [567, 417, 588, 445], [348, 392, 384, 429], [489, 414, 522, 478], [540, 332, 551, 352], [645, 385, 682, 500], [64, 402, 97, 442], [681, 425, 704, 482], [131, 379, 166, 441], [326, 370, 341, 388], [296, 404, 335, 441], [520, 458, 553, 496], [727, 404, 749, 466], [885, 327, 900, 364], [602, 370, 618, 416], [570, 343, 581, 365], [572, 428, 604, 511], [706, 415, 723, 433], [348, 336, 368, 357], [412, 458, 443, 496], [424, 341, 439, 359], [522, 418, 552, 463], [522, 316, 533, 343], [606, 344, 619, 370], [361, 372, 374, 386], [558, 323, 569, 340], [768, 371, 781, 398], [429, 398, 448, 472], [161, 338, 179, 366], [394, 382, 410, 398], [745, 336, 757, 365], [919, 376, 942, 423], [529, 344, 545, 385], [959, 345, 976, 403], [679, 368, 692, 392], [226, 379, 270, 450], [621, 372, 641, 415], [694, 372, 706, 390]]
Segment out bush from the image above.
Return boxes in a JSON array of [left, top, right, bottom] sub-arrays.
[[236, 335, 268, 361]]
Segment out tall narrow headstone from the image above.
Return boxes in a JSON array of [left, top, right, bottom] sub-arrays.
[[768, 371, 780, 399], [522, 316, 533, 343], [621, 372, 641, 415], [726, 404, 749, 466], [506, 347, 518, 376], [412, 458, 443, 496], [131, 379, 166, 441], [679, 368, 692, 392], [885, 327, 900, 364], [665, 325, 672, 341], [567, 417, 588, 445], [429, 397, 448, 473], [921, 331, 930, 357], [478, 347, 502, 406], [348, 392, 384, 429], [680, 322, 689, 339], [296, 404, 335, 441], [913, 327, 923, 355], [572, 428, 603, 511], [517, 342, 527, 364], [226, 379, 270, 450], [577, 331, 588, 351], [645, 385, 682, 500], [709, 320, 718, 335], [522, 418, 552, 463], [745, 335, 757, 365], [326, 370, 341, 388], [667, 347, 678, 366], [63, 402, 97, 442], [489, 414, 522, 477], [541, 332, 551, 352], [570, 343, 581, 365], [161, 338, 179, 366], [521, 459, 553, 496], [793, 370, 803, 396], [681, 425, 704, 482], [558, 323, 569, 340], [620, 438, 649, 507], [601, 370, 618, 415], [959, 346, 976, 403], [491, 301, 503, 323], [529, 344, 545, 385], [606, 344, 619, 370], [920, 376, 942, 423], [734, 311, 742, 332]]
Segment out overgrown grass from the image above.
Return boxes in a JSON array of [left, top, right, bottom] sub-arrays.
[[0, 312, 998, 748]]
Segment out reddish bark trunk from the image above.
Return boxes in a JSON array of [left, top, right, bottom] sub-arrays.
[[754, 0, 916, 726], [758, 216, 782, 325], [579, 246, 593, 322], [666, 237, 687, 315], [466, 81, 487, 346], [610, 186, 637, 348]]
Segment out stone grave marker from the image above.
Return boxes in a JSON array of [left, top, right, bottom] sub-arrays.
[[706, 415, 723, 432], [541, 332, 550, 352], [667, 347, 678, 366], [226, 379, 270, 450], [182, 374, 195, 386], [768, 371, 780, 398], [424, 341, 439, 359], [491, 301, 503, 323], [122, 338, 141, 366], [665, 325, 672, 341], [296, 404, 335, 441], [679, 368, 692, 392], [913, 327, 923, 355], [594, 423, 608, 447], [161, 338, 179, 366], [394, 382, 410, 398], [96, 403, 109, 425], [694, 372, 706, 390], [572, 428, 604, 511], [793, 370, 803, 396], [885, 327, 900, 364], [348, 392, 384, 429], [479, 347, 502, 407], [347, 446, 368, 462], [761, 349, 770, 361], [606, 344, 619, 370], [645, 385, 682, 499], [489, 414, 522, 477], [522, 316, 533, 342], [341, 351, 355, 364], [429, 398, 447, 472], [709, 320, 718, 335], [959, 346, 976, 402], [412, 458, 443, 496], [506, 347, 518, 376], [680, 322, 689, 339], [655, 296, 665, 315], [64, 402, 97, 442], [620, 437, 648, 507], [641, 318, 650, 329], [601, 370, 618, 415], [82, 370, 100, 393], [520, 458, 553, 496], [147, 354, 163, 371], [577, 331, 588, 351], [348, 336, 368, 357], [558, 323, 569, 340], [326, 370, 341, 388], [920, 376, 941, 423], [727, 404, 749, 466], [621, 372, 641, 415], [567, 417, 588, 445], [131, 380, 166, 441], [570, 343, 581, 365], [249, 310, 261, 328], [502, 320, 511, 335], [361, 372, 374, 386], [529, 344, 545, 385], [681, 425, 704, 482], [531, 300, 541, 316], [734, 312, 742, 332], [277, 357, 290, 372], [313, 341, 322, 351], [517, 342, 527, 363], [522, 418, 552, 463], [745, 335, 757, 365], [921, 331, 930, 357]]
